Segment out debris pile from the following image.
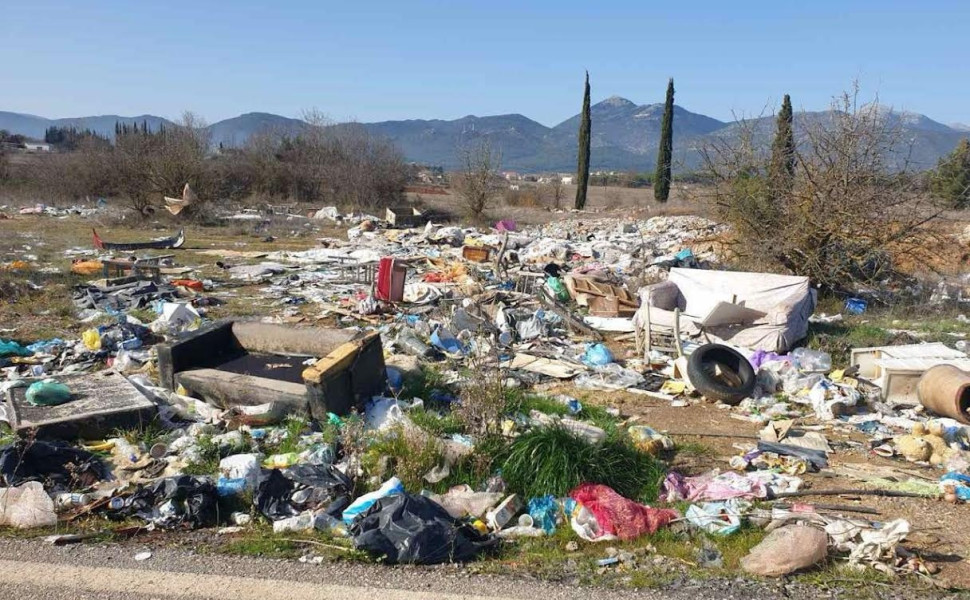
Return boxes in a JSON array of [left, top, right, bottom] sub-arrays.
[[0, 208, 965, 581]]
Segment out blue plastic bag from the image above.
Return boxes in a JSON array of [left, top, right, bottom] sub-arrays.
[[528, 495, 562, 534], [941, 472, 970, 501], [845, 297, 868, 315], [582, 343, 613, 366], [386, 367, 404, 393]]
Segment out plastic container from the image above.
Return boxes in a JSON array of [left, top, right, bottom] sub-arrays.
[[397, 329, 433, 358], [791, 348, 832, 372]]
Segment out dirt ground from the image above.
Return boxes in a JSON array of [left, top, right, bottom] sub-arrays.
[[549, 386, 970, 589]]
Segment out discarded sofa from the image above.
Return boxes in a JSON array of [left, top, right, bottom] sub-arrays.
[[634, 268, 816, 353], [158, 320, 386, 419]]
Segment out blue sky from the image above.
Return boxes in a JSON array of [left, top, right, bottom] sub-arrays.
[[2, 0, 967, 126]]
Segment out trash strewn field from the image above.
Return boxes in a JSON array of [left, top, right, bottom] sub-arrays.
[[2, 202, 970, 595]]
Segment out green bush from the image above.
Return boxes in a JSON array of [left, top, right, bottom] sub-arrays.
[[499, 426, 665, 502]]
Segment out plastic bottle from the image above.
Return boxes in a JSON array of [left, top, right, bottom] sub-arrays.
[[397, 329, 433, 358]]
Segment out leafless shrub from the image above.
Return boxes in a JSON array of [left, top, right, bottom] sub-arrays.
[[454, 365, 507, 436], [703, 84, 943, 294], [453, 139, 502, 219]]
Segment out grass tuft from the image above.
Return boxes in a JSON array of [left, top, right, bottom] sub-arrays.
[[499, 426, 665, 501]]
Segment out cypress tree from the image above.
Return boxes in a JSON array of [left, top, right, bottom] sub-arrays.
[[574, 71, 591, 210], [769, 94, 796, 191], [654, 78, 674, 202]]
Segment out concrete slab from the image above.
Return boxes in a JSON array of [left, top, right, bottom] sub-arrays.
[[5, 371, 157, 440]]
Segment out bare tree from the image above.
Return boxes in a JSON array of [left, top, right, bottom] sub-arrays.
[[548, 176, 565, 209], [703, 84, 943, 295], [453, 139, 501, 219]]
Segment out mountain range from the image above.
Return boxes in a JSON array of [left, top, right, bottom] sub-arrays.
[[2, 97, 967, 171]]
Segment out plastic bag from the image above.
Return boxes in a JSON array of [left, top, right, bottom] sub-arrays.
[[515, 312, 546, 341], [255, 465, 353, 521], [24, 379, 73, 407], [364, 397, 410, 431], [431, 485, 503, 519], [81, 328, 102, 350], [115, 476, 219, 529], [574, 363, 645, 390], [545, 276, 570, 302], [0, 481, 57, 528], [791, 348, 832, 372], [527, 495, 563, 534], [349, 493, 496, 564], [582, 343, 613, 366], [569, 483, 678, 541], [219, 454, 262, 489], [685, 499, 749, 535], [342, 476, 404, 525], [430, 327, 465, 355], [0, 440, 108, 492], [0, 339, 30, 357]]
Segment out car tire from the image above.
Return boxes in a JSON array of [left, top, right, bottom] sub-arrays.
[[686, 343, 756, 405]]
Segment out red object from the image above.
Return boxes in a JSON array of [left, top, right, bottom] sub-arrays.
[[172, 279, 204, 292], [570, 483, 679, 540], [375, 257, 406, 302], [92, 229, 105, 250]]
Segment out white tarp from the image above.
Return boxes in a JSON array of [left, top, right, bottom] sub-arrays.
[[634, 268, 816, 353]]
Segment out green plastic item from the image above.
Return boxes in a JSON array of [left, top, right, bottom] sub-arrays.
[[0, 339, 30, 358], [546, 276, 570, 303], [25, 379, 73, 406]]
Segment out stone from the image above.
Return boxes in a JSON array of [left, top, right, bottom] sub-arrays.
[[740, 525, 828, 577]]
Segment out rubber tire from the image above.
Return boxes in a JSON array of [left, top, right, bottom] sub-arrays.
[[686, 343, 756, 405]]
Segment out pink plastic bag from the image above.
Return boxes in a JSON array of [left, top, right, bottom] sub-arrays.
[[570, 483, 678, 540]]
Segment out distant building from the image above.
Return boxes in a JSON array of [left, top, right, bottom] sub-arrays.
[[23, 143, 51, 153]]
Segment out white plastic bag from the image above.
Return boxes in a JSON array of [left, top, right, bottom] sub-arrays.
[[0, 482, 57, 529]]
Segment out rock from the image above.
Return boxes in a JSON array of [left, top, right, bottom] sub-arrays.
[[740, 525, 827, 577]]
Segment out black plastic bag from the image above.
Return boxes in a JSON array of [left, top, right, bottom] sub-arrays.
[[349, 493, 496, 565], [254, 464, 352, 521], [0, 440, 108, 492], [120, 475, 218, 529]]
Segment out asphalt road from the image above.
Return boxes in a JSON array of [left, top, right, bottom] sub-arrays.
[[0, 536, 802, 600]]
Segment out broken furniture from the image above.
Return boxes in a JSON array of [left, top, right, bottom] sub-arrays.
[[157, 321, 386, 420], [385, 206, 426, 228], [633, 268, 816, 355], [462, 246, 493, 263], [101, 255, 175, 281], [565, 276, 638, 318], [3, 371, 157, 439], [852, 342, 970, 404], [375, 257, 406, 302]]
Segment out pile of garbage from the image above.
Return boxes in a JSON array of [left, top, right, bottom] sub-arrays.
[[0, 209, 967, 580]]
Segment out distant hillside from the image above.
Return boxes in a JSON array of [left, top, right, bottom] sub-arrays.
[[0, 112, 172, 139], [2, 99, 967, 171], [207, 112, 307, 147]]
